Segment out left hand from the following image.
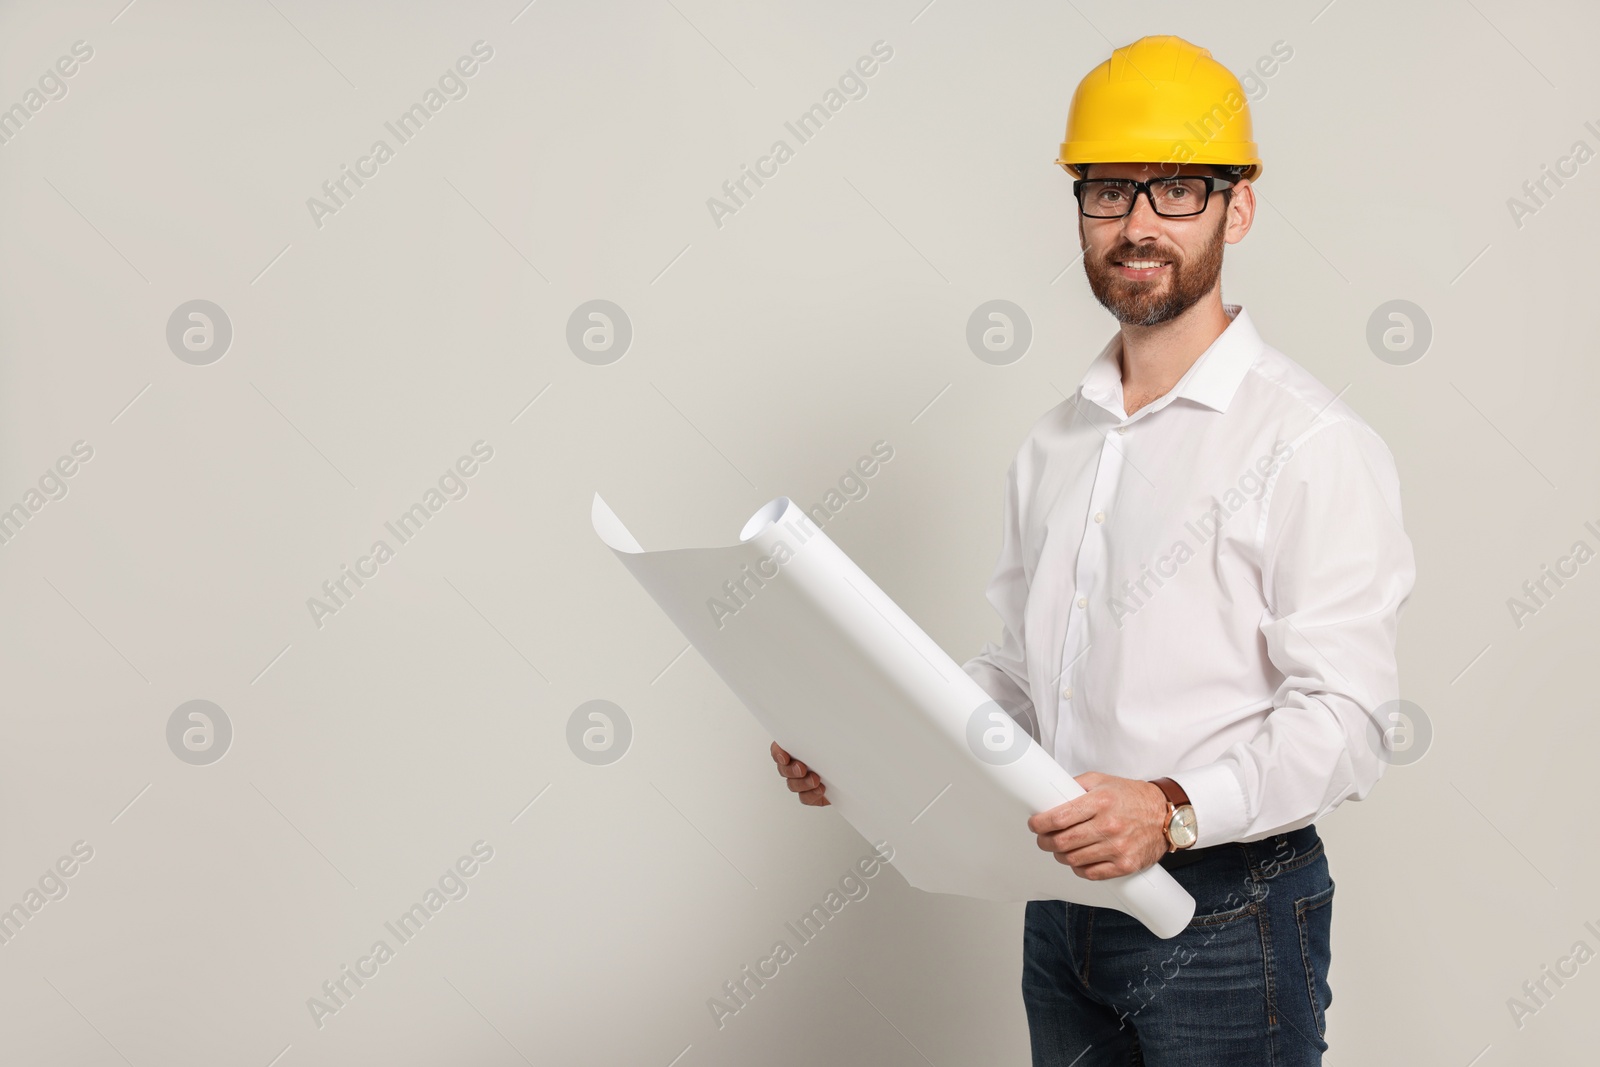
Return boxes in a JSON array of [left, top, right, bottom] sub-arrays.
[[1027, 772, 1170, 880]]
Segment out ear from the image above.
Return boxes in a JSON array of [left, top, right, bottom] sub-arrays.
[[1223, 177, 1256, 245]]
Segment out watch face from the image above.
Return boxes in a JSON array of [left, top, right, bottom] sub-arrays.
[[1169, 806, 1197, 848]]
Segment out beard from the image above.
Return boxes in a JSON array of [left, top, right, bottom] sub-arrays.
[[1082, 207, 1226, 327]]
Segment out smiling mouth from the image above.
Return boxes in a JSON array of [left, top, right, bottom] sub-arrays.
[[1113, 258, 1170, 279]]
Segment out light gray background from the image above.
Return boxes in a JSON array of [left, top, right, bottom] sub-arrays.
[[0, 0, 1595, 1063]]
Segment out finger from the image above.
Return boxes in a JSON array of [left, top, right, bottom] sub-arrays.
[[779, 758, 810, 779], [1044, 818, 1105, 844], [1068, 859, 1121, 881], [1059, 840, 1114, 868], [1051, 821, 1115, 851], [1036, 831, 1084, 857], [787, 772, 823, 793], [1028, 804, 1075, 834], [799, 788, 830, 807], [1060, 839, 1139, 879], [1031, 798, 1096, 835]]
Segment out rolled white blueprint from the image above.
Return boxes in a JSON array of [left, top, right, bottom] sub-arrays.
[[592, 492, 1195, 939]]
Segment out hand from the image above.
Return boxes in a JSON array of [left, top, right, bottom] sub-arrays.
[[1027, 772, 1169, 880], [771, 742, 830, 806]]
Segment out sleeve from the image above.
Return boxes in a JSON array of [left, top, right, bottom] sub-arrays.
[[961, 456, 1040, 742], [1170, 419, 1417, 846]]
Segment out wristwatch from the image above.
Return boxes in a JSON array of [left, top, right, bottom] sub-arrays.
[[1151, 777, 1198, 852]]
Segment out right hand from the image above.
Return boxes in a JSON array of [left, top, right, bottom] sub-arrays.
[[770, 742, 830, 806]]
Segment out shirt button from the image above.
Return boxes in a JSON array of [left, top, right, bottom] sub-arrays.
[[1061, 686, 1073, 700], [1077, 597, 1088, 609], [1116, 425, 1128, 435], [1093, 511, 1105, 523]]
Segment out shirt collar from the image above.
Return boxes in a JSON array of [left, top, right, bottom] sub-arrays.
[[1078, 303, 1264, 419]]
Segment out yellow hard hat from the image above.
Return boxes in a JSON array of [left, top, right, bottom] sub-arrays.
[[1057, 35, 1262, 183]]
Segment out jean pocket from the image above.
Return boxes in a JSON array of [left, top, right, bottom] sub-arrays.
[[1185, 896, 1258, 931], [1294, 878, 1335, 1039]]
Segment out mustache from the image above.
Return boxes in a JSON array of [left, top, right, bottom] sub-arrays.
[[1105, 246, 1180, 262]]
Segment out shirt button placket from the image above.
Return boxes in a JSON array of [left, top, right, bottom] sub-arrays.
[[1059, 411, 1124, 740]]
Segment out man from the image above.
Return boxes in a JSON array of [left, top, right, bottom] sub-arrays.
[[772, 34, 1415, 1065]]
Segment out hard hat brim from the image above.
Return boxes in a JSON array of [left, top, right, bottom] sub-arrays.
[[1057, 146, 1262, 185]]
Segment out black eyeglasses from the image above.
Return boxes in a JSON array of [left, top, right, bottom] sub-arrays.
[[1072, 176, 1234, 218]]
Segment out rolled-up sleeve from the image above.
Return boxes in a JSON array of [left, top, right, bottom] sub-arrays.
[[962, 457, 1040, 742], [1171, 419, 1417, 846]]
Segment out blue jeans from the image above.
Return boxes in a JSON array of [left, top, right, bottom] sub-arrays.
[[1022, 823, 1334, 1066]]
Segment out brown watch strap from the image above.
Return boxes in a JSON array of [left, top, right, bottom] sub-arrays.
[[1151, 776, 1190, 807]]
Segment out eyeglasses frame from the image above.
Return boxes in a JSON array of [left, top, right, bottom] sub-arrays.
[[1071, 175, 1236, 219]]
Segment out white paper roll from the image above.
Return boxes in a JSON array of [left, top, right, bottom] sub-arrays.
[[593, 492, 1196, 939]]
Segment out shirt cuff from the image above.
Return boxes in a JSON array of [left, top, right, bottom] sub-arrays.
[[1168, 762, 1248, 849]]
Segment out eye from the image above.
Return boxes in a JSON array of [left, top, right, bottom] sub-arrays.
[[1159, 178, 1209, 202]]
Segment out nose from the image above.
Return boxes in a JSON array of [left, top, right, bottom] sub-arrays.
[[1120, 187, 1165, 240]]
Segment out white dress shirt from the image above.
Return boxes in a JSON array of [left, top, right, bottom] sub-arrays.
[[962, 303, 1416, 848]]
